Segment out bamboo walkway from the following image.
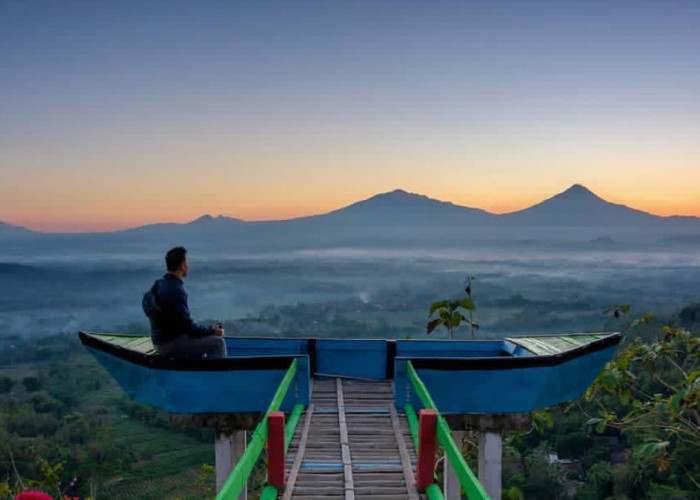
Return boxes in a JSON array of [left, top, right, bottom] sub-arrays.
[[283, 379, 421, 500]]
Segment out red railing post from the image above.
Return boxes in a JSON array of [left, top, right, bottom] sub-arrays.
[[267, 411, 286, 488], [416, 408, 437, 490]]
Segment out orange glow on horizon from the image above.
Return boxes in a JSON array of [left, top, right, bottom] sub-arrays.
[[11, 194, 700, 233]]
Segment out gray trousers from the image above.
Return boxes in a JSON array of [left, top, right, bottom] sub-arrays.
[[155, 335, 227, 360]]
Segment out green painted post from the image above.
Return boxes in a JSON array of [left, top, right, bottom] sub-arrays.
[[405, 361, 491, 500], [404, 404, 419, 451], [285, 403, 305, 450], [216, 360, 299, 500]]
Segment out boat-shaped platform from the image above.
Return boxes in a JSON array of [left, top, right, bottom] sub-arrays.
[[79, 331, 621, 415]]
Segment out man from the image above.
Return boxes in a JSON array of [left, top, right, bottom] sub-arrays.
[[142, 246, 227, 359]]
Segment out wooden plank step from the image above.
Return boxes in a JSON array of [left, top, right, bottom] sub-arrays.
[[283, 378, 422, 500]]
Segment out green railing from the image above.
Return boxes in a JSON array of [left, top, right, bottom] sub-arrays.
[[216, 359, 305, 500], [405, 360, 491, 500]]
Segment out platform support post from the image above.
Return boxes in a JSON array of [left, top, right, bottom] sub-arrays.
[[444, 413, 531, 500], [479, 431, 502, 500], [443, 430, 464, 500], [216, 429, 247, 500]]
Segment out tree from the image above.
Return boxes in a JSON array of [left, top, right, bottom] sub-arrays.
[[0, 376, 12, 394], [21, 377, 42, 393], [427, 276, 478, 339], [585, 324, 700, 491]]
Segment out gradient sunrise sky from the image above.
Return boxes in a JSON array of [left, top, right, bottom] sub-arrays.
[[1, 1, 699, 232]]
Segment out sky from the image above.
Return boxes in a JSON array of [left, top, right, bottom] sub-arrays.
[[1, 0, 699, 232]]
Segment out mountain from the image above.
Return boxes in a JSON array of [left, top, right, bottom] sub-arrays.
[[0, 221, 33, 237], [1, 186, 698, 252], [501, 184, 700, 227], [286, 189, 496, 226], [120, 214, 246, 236]]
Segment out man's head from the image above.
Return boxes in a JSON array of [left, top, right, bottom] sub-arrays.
[[165, 246, 189, 278]]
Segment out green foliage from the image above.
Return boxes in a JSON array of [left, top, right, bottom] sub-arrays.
[[531, 408, 555, 435], [582, 306, 700, 495], [427, 276, 478, 339], [21, 376, 42, 392], [586, 327, 700, 456], [520, 445, 568, 499], [0, 377, 12, 394], [577, 462, 613, 499], [679, 300, 700, 329], [196, 464, 216, 499], [0, 334, 214, 500], [501, 485, 524, 500], [0, 482, 12, 499]]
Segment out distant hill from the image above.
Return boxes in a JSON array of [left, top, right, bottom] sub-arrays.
[[285, 189, 496, 226], [1, 185, 698, 251], [119, 214, 246, 237], [0, 221, 33, 238], [501, 184, 699, 227]]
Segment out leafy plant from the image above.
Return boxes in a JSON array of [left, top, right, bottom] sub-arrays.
[[196, 464, 216, 499], [427, 276, 478, 339], [584, 308, 700, 490]]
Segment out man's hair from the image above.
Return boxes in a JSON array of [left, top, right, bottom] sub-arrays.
[[165, 246, 187, 272]]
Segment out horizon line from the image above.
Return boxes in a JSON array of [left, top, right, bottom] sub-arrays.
[[5, 184, 700, 234]]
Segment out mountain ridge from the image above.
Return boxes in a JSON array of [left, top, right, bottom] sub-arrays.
[[2, 185, 699, 236]]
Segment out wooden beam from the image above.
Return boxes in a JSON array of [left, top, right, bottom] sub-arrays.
[[337, 379, 355, 500], [389, 405, 420, 500], [282, 405, 314, 500]]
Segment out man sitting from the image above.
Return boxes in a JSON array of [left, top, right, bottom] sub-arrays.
[[143, 246, 227, 359]]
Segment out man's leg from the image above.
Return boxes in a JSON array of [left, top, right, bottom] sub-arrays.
[[157, 335, 227, 359], [188, 335, 227, 359]]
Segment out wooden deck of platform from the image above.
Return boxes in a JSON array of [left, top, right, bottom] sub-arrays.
[[283, 379, 421, 500]]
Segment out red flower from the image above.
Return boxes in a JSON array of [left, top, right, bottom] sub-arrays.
[[16, 491, 54, 500]]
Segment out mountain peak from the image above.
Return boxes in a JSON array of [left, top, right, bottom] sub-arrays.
[[561, 184, 596, 197], [189, 214, 243, 225], [376, 188, 418, 199]]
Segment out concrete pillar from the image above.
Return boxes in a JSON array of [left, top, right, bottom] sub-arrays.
[[443, 430, 464, 500], [215, 429, 247, 500], [478, 431, 502, 500], [444, 413, 531, 500]]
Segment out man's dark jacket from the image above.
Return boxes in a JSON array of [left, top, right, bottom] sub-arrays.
[[142, 274, 213, 346]]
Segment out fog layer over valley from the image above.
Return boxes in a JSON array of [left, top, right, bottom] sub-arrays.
[[2, 186, 699, 340], [1, 243, 698, 341]]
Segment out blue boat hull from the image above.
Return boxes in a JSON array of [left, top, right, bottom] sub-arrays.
[[82, 337, 310, 414], [80, 332, 620, 415], [394, 344, 618, 413]]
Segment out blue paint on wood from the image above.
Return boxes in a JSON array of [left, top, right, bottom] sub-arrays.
[[395, 345, 618, 413], [82, 332, 619, 415], [315, 339, 387, 380], [87, 348, 310, 413], [397, 340, 508, 358], [225, 338, 309, 356]]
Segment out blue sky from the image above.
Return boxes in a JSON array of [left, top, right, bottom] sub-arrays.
[[1, 1, 699, 231]]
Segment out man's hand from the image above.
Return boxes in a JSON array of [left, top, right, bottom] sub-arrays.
[[213, 324, 225, 336]]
